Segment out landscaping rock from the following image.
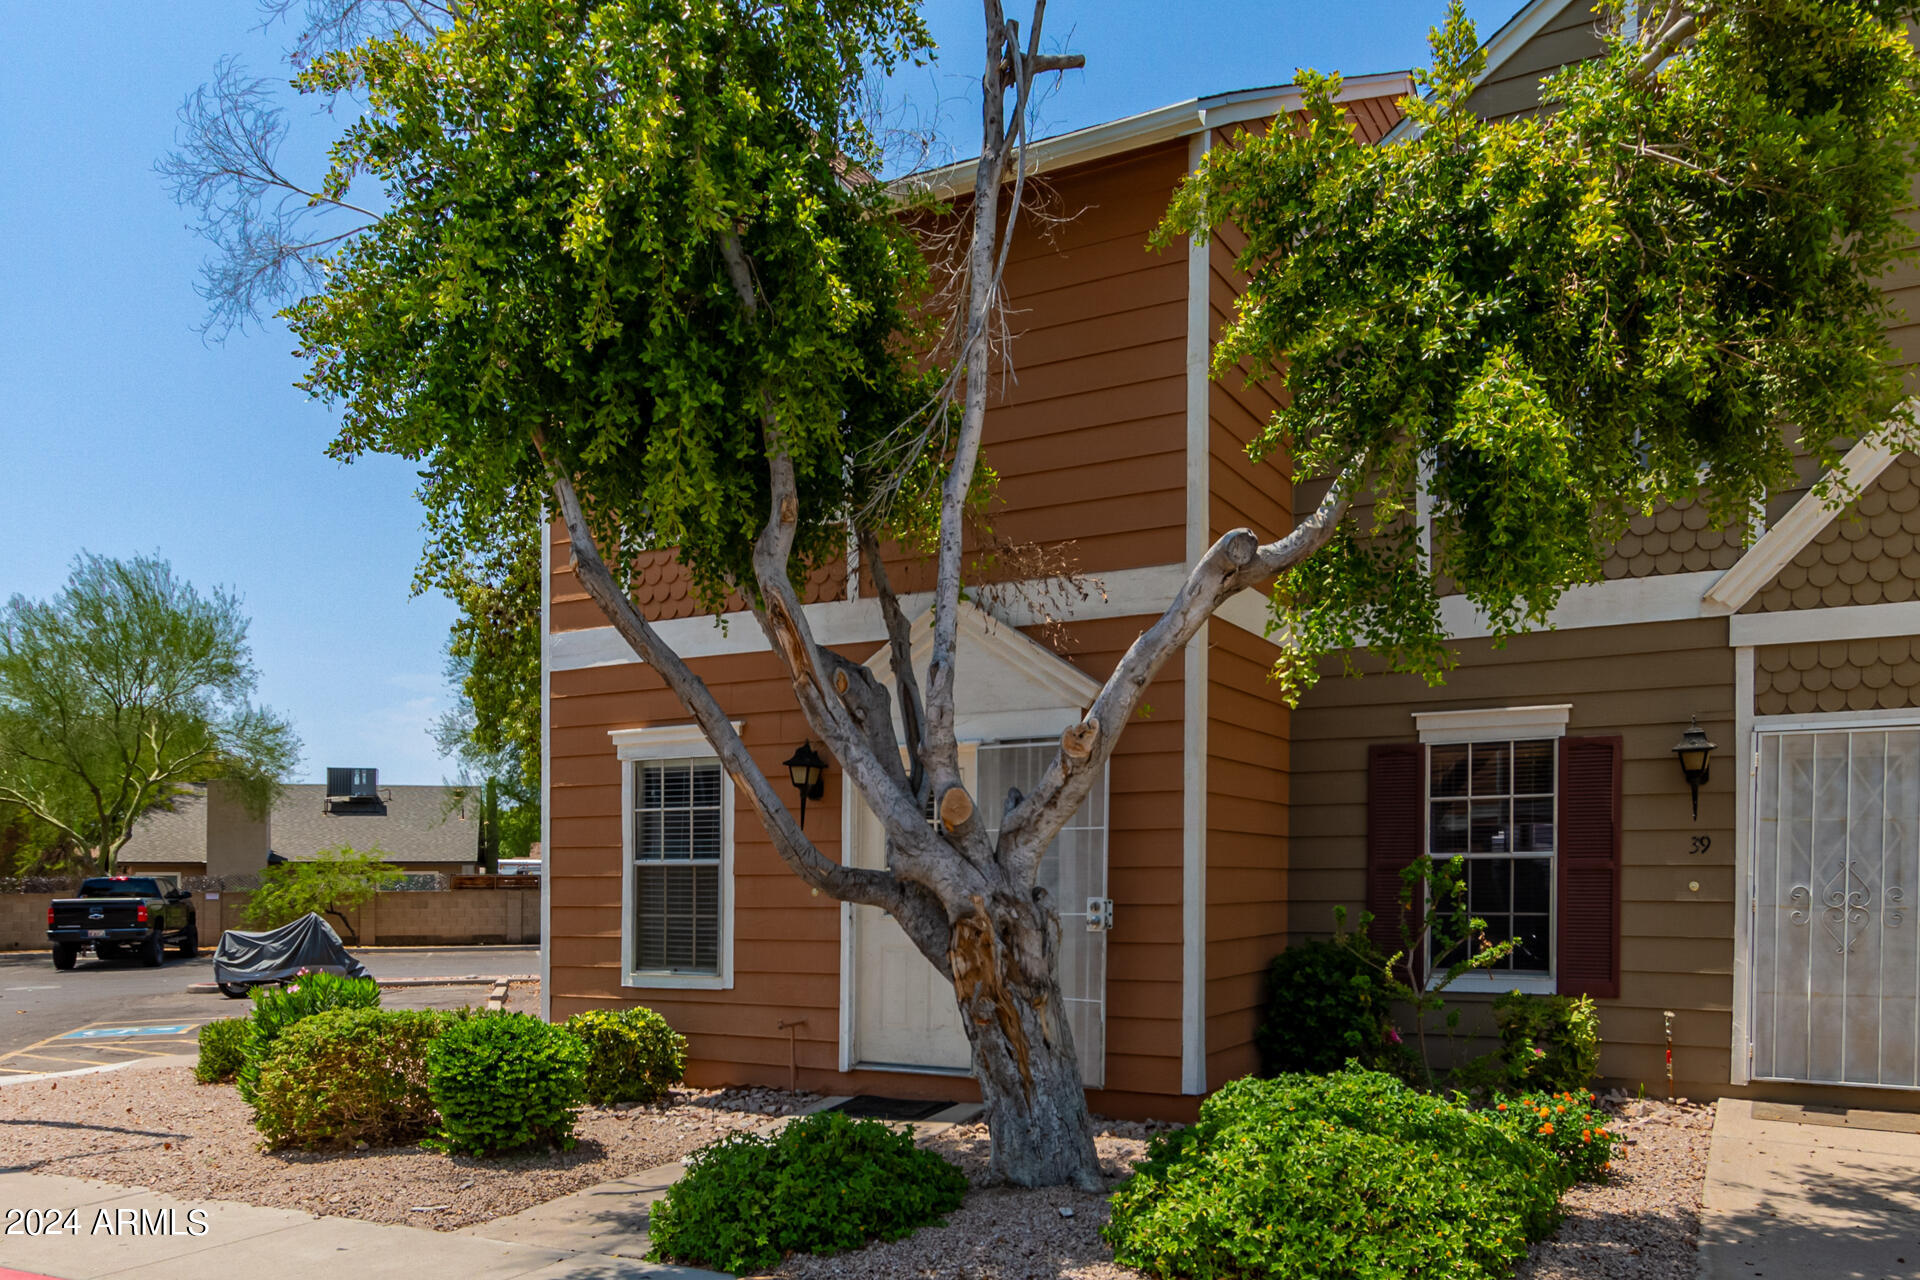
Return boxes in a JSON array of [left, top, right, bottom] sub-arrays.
[[0, 1063, 800, 1231]]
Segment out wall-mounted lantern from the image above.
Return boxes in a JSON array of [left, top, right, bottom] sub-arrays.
[[1672, 715, 1716, 821], [784, 740, 828, 828]]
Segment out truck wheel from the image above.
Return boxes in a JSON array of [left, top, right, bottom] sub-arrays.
[[177, 926, 198, 959], [218, 983, 251, 1000], [52, 944, 76, 971], [141, 932, 164, 968]]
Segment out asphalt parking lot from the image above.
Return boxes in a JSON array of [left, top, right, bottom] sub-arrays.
[[0, 945, 536, 1075]]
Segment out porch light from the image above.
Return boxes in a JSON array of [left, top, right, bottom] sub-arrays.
[[784, 740, 828, 828], [1672, 715, 1716, 821]]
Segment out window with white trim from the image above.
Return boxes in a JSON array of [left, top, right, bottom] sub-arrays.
[[632, 758, 725, 975], [611, 722, 738, 990], [1427, 738, 1555, 976]]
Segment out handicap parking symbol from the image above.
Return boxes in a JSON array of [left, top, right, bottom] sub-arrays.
[[58, 1025, 191, 1039]]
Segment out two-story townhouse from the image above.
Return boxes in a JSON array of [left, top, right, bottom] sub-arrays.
[[537, 73, 1411, 1120]]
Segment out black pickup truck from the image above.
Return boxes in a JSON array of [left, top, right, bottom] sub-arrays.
[[47, 876, 199, 970]]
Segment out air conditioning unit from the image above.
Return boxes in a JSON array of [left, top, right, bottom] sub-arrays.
[[326, 767, 381, 801]]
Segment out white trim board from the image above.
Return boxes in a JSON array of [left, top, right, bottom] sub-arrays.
[[1754, 707, 1920, 733], [1414, 703, 1571, 744], [1702, 434, 1904, 616], [1180, 129, 1213, 1098], [539, 512, 553, 1022], [900, 72, 1415, 201], [1728, 601, 1920, 649], [1437, 570, 1721, 640], [1730, 644, 1755, 1087]]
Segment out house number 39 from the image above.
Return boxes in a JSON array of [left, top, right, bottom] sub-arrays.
[[1689, 835, 1712, 856]]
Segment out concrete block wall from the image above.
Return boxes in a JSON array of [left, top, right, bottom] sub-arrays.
[[0, 887, 540, 951]]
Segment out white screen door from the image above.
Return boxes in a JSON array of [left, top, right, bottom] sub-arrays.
[[1753, 727, 1920, 1088], [848, 741, 1109, 1086]]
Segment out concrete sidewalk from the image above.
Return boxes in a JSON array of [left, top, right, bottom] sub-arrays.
[[1698, 1098, 1920, 1279], [0, 1170, 726, 1280]]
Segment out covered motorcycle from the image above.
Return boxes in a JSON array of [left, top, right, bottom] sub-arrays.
[[211, 912, 372, 998]]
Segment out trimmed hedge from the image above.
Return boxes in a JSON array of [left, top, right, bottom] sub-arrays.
[[236, 971, 381, 1104], [1105, 1068, 1563, 1280], [649, 1111, 969, 1273], [425, 1012, 588, 1155], [194, 1018, 249, 1084], [251, 1008, 442, 1149], [566, 1007, 687, 1105]]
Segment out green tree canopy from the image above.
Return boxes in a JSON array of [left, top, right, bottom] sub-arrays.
[[1159, 0, 1920, 693], [0, 554, 300, 871]]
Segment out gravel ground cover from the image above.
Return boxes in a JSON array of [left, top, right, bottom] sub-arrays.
[[764, 1095, 1712, 1280], [1516, 1096, 1714, 1280], [0, 1064, 811, 1231]]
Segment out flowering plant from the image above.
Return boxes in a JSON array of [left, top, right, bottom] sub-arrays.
[[1488, 1089, 1620, 1187]]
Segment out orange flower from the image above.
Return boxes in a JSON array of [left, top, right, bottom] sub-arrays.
[[1539, 1122, 1555, 1136], [1496, 1103, 1508, 1111], [1537, 1106, 1551, 1118], [1555, 1104, 1566, 1114], [1581, 1129, 1592, 1142]]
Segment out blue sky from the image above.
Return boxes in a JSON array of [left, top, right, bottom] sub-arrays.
[[0, 0, 1505, 785]]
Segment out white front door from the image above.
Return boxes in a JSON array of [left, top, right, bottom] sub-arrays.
[[849, 748, 975, 1073], [847, 741, 1109, 1085]]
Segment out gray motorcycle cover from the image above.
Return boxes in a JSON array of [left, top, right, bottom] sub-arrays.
[[212, 913, 372, 985]]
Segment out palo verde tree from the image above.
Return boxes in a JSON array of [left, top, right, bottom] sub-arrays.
[[168, 0, 1920, 1187], [0, 554, 299, 872]]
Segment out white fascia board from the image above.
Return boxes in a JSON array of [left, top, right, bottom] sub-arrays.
[[1702, 435, 1904, 616], [1414, 703, 1571, 743], [899, 72, 1415, 201], [1382, 0, 1579, 144], [1438, 570, 1720, 640], [1729, 600, 1920, 649], [608, 721, 744, 758], [548, 563, 1193, 672], [538, 510, 553, 1022]]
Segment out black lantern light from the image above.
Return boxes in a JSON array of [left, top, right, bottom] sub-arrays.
[[1672, 715, 1716, 821], [784, 740, 828, 827]]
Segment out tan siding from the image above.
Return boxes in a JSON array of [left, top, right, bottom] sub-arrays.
[[1464, 0, 1606, 124], [1291, 618, 1742, 1096]]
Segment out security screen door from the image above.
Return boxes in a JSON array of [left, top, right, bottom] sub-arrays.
[[848, 740, 1108, 1086], [1752, 727, 1920, 1088]]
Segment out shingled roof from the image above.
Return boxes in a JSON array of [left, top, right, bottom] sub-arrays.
[[119, 782, 478, 866]]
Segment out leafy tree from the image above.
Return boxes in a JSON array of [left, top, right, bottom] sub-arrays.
[[168, 0, 1920, 1187], [243, 844, 405, 941], [0, 554, 299, 872]]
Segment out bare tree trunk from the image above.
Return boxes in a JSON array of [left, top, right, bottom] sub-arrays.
[[948, 882, 1102, 1189]]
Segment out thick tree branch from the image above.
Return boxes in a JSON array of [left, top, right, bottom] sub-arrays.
[[998, 461, 1364, 875], [860, 528, 927, 804], [535, 433, 913, 914]]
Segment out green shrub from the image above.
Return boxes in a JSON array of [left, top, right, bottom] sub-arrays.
[[425, 1012, 588, 1155], [236, 971, 381, 1104], [1255, 933, 1401, 1075], [1105, 1068, 1560, 1280], [648, 1111, 968, 1273], [1495, 991, 1602, 1093], [242, 846, 404, 933], [251, 1008, 442, 1149], [194, 1018, 249, 1084], [565, 1007, 688, 1105], [1489, 1089, 1621, 1187]]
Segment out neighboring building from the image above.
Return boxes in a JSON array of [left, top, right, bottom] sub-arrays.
[[540, 71, 1412, 1120], [119, 769, 481, 878], [1287, 0, 1920, 1109]]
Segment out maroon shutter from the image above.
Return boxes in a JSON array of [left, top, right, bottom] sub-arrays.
[[1366, 742, 1425, 958], [1557, 735, 1624, 999]]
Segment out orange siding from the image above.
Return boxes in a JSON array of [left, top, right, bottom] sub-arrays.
[[1204, 620, 1290, 1085], [547, 610, 1188, 1117]]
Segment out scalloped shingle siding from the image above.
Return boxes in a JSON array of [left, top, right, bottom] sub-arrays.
[[1756, 638, 1920, 715], [1742, 454, 1920, 613], [1603, 502, 1747, 580]]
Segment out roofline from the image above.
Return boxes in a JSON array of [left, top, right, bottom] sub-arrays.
[[898, 69, 1416, 200], [1380, 0, 1581, 144]]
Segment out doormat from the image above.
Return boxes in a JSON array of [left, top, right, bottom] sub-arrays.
[[1751, 1100, 1920, 1134], [829, 1095, 952, 1122]]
